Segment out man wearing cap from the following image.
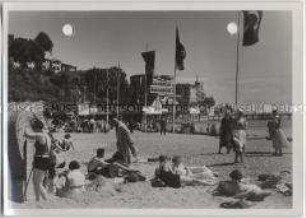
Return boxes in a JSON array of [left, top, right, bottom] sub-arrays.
[[110, 118, 138, 165]]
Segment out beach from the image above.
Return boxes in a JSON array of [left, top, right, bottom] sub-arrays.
[[10, 119, 292, 209]]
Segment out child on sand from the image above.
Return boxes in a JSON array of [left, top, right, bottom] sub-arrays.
[[154, 155, 173, 178], [151, 155, 180, 188], [88, 148, 114, 178], [56, 160, 86, 198], [61, 133, 75, 151]]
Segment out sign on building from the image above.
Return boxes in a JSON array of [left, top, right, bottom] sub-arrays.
[[78, 103, 90, 115], [150, 85, 174, 95]]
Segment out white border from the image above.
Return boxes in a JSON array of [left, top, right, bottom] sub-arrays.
[[1, 1, 304, 217]]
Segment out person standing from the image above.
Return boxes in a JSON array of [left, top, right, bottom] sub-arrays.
[[232, 109, 247, 163], [24, 118, 53, 201], [268, 109, 289, 156], [110, 118, 138, 165], [160, 115, 167, 135], [218, 108, 233, 154]]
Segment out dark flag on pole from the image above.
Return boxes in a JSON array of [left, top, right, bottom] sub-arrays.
[[242, 11, 263, 46], [141, 50, 155, 86], [175, 27, 186, 70]]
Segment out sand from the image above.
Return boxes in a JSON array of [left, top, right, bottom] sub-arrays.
[[9, 119, 293, 209]]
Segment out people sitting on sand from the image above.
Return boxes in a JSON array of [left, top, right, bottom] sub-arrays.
[[172, 156, 218, 186], [154, 155, 172, 178], [151, 155, 180, 188], [56, 160, 86, 198], [88, 148, 115, 178], [213, 169, 271, 201], [152, 155, 218, 188]]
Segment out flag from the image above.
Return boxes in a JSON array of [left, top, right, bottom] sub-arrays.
[[242, 11, 263, 46], [141, 50, 155, 86], [176, 27, 186, 70]]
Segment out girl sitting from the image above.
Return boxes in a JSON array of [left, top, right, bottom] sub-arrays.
[[56, 160, 86, 198]]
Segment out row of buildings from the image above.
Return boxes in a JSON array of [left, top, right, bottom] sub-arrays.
[[11, 57, 77, 73]]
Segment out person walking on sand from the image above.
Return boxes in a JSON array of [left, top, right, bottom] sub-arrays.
[[232, 109, 247, 163], [24, 118, 53, 201], [268, 108, 289, 156], [110, 118, 138, 165]]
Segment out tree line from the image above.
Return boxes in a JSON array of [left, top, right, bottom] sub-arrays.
[[8, 32, 215, 111]]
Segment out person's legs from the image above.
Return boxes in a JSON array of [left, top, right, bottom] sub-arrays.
[[240, 151, 244, 163], [278, 147, 283, 156], [36, 169, 48, 200], [234, 151, 239, 163], [218, 141, 223, 154], [226, 143, 232, 154], [32, 169, 40, 201]]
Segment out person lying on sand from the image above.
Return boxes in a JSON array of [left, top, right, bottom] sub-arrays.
[[213, 169, 271, 201], [172, 156, 218, 186], [56, 160, 86, 198]]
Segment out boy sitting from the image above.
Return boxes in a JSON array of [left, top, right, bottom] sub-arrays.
[[61, 134, 75, 151], [88, 148, 115, 178]]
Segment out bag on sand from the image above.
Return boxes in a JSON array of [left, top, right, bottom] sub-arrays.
[[124, 171, 146, 183], [151, 178, 167, 187]]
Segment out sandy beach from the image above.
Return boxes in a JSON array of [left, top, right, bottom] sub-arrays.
[[9, 119, 293, 209]]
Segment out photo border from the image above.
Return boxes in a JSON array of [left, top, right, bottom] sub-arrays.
[[1, 0, 304, 217]]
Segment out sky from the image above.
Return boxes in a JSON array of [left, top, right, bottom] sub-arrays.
[[9, 11, 292, 105]]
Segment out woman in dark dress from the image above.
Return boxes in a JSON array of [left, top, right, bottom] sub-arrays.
[[218, 108, 234, 154]]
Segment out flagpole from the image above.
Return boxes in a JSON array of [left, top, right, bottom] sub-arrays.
[[235, 12, 242, 107], [106, 68, 109, 124], [173, 28, 177, 133], [117, 62, 120, 118], [144, 44, 148, 133]]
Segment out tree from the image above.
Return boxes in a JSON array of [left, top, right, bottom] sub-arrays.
[[9, 32, 54, 70], [34, 32, 54, 54], [203, 96, 216, 109]]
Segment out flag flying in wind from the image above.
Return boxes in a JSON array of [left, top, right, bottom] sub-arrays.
[[175, 27, 186, 70], [242, 11, 263, 46], [141, 50, 155, 86]]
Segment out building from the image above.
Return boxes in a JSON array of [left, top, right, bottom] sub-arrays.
[[176, 83, 191, 107], [190, 76, 205, 105], [130, 74, 146, 105], [43, 58, 77, 73]]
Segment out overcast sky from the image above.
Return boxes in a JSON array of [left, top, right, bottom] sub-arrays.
[[9, 11, 292, 105]]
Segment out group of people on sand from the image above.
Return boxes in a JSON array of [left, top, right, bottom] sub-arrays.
[[152, 155, 219, 188], [218, 105, 290, 163], [23, 116, 138, 201], [23, 109, 290, 204]]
